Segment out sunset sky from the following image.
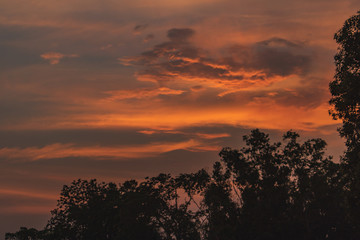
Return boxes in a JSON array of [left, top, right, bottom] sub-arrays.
[[1, 0, 360, 235]]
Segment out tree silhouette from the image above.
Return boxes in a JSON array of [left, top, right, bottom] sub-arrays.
[[45, 179, 162, 240], [26, 176, 203, 240], [5, 227, 48, 240], [4, 130, 351, 239], [330, 10, 360, 143], [211, 129, 347, 239], [329, 10, 360, 237]]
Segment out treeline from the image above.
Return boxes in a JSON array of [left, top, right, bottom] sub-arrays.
[[5, 130, 355, 239], [6, 10, 360, 240]]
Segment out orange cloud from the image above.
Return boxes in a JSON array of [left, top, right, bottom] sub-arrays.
[[52, 100, 333, 133], [41, 52, 78, 65], [138, 130, 157, 135], [104, 87, 184, 101], [196, 133, 231, 139]]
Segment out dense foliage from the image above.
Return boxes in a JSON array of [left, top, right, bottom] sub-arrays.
[[6, 10, 360, 240], [330, 10, 360, 143], [329, 10, 360, 235]]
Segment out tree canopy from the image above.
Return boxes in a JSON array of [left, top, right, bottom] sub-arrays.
[[330, 10, 360, 145]]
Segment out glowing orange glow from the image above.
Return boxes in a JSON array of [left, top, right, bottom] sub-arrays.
[[104, 87, 184, 101], [195, 133, 231, 139], [0, 99, 337, 133], [58, 103, 336, 131]]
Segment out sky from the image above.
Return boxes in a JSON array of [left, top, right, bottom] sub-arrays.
[[1, 0, 359, 236]]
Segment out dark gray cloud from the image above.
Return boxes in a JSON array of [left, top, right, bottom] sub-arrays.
[[270, 86, 328, 108], [251, 38, 312, 76], [122, 28, 245, 82], [167, 28, 195, 42], [144, 34, 154, 42], [134, 24, 148, 32], [222, 37, 312, 77], [122, 28, 314, 85], [191, 85, 204, 91]]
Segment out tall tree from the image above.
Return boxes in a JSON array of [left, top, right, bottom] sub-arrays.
[[330, 10, 360, 144], [329, 10, 360, 236]]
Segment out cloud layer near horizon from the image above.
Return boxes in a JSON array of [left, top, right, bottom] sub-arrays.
[[0, 0, 358, 236]]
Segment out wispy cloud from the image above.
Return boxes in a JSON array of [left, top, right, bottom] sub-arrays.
[[195, 132, 231, 139], [0, 189, 57, 200], [0, 140, 219, 161], [134, 24, 149, 34], [40, 52, 79, 65]]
